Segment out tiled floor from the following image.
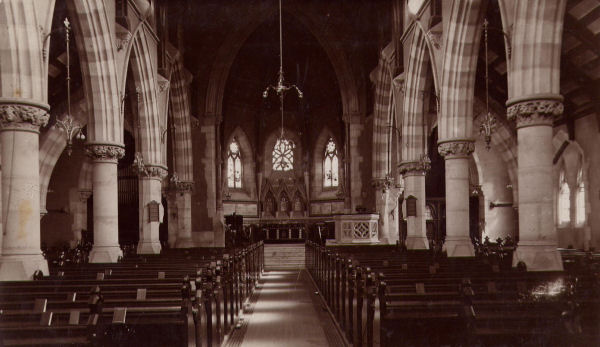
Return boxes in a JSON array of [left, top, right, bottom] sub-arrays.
[[238, 270, 344, 347]]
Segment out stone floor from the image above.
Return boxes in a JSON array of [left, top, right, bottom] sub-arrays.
[[225, 270, 346, 347]]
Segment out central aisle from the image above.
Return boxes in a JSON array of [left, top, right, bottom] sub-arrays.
[[237, 270, 345, 347]]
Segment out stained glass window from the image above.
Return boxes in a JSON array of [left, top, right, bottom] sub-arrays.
[[558, 170, 570, 225], [323, 138, 339, 187], [227, 139, 242, 188], [576, 167, 586, 226], [272, 137, 294, 171]]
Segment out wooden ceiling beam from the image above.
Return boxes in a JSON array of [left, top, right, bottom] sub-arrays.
[[564, 14, 600, 57]]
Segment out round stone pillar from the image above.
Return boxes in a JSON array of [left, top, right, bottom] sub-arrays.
[[174, 181, 195, 248], [438, 140, 475, 257], [136, 165, 167, 254], [86, 145, 125, 263], [399, 161, 429, 249], [507, 96, 563, 271], [0, 101, 50, 280]]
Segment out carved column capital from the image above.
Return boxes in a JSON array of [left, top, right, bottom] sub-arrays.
[[157, 80, 170, 93], [371, 177, 394, 190], [506, 96, 563, 128], [437, 140, 474, 159], [172, 181, 194, 194], [85, 144, 125, 163], [140, 165, 169, 180], [0, 102, 50, 132], [115, 30, 132, 51], [79, 190, 92, 202], [398, 160, 430, 176], [132, 152, 168, 179]]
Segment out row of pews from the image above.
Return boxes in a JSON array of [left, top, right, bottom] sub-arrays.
[[0, 242, 264, 346], [306, 241, 600, 347]]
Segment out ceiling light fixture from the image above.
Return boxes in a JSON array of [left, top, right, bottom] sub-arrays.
[[56, 18, 85, 156], [479, 18, 496, 151], [262, 0, 303, 139]]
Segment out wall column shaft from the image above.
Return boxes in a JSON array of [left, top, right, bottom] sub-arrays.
[[137, 176, 164, 254], [175, 182, 194, 248], [403, 171, 428, 249]]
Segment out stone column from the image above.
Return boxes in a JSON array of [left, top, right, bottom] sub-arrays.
[[166, 189, 178, 247], [348, 118, 364, 212], [372, 178, 401, 244], [438, 140, 475, 256], [86, 144, 125, 263], [399, 161, 429, 249], [175, 181, 194, 248], [507, 97, 563, 271], [72, 190, 92, 247], [0, 102, 49, 280], [137, 166, 167, 254], [343, 122, 352, 212]]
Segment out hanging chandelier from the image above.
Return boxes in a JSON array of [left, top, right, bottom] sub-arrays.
[[262, 0, 303, 138], [479, 18, 496, 151], [56, 18, 85, 156]]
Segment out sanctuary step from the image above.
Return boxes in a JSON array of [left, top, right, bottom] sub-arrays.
[[264, 243, 305, 270]]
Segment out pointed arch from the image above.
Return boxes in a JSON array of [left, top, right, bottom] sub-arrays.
[[39, 98, 88, 216], [372, 42, 396, 180], [438, 0, 487, 141], [0, 0, 55, 102], [129, 25, 164, 168], [204, 3, 361, 120], [169, 60, 194, 182], [402, 26, 435, 164], [67, 0, 123, 145]]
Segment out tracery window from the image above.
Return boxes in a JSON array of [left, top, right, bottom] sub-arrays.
[[323, 138, 339, 187], [227, 139, 242, 188], [575, 167, 586, 226], [558, 170, 570, 225], [272, 137, 294, 171]]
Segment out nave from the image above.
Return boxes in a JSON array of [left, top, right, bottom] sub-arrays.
[[1, 240, 599, 346], [225, 270, 345, 347], [2, 0, 600, 345]]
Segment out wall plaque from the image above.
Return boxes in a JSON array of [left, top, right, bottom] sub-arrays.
[[148, 200, 160, 222], [406, 195, 417, 217]]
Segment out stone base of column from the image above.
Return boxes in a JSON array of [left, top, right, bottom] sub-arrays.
[[512, 241, 563, 271], [175, 237, 196, 248], [443, 236, 475, 257], [137, 241, 162, 255], [0, 254, 49, 281], [406, 236, 429, 250], [89, 246, 123, 263]]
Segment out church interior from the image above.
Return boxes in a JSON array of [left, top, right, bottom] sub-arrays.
[[0, 0, 599, 346]]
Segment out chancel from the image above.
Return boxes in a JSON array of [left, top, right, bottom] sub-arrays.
[[0, 0, 599, 346]]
